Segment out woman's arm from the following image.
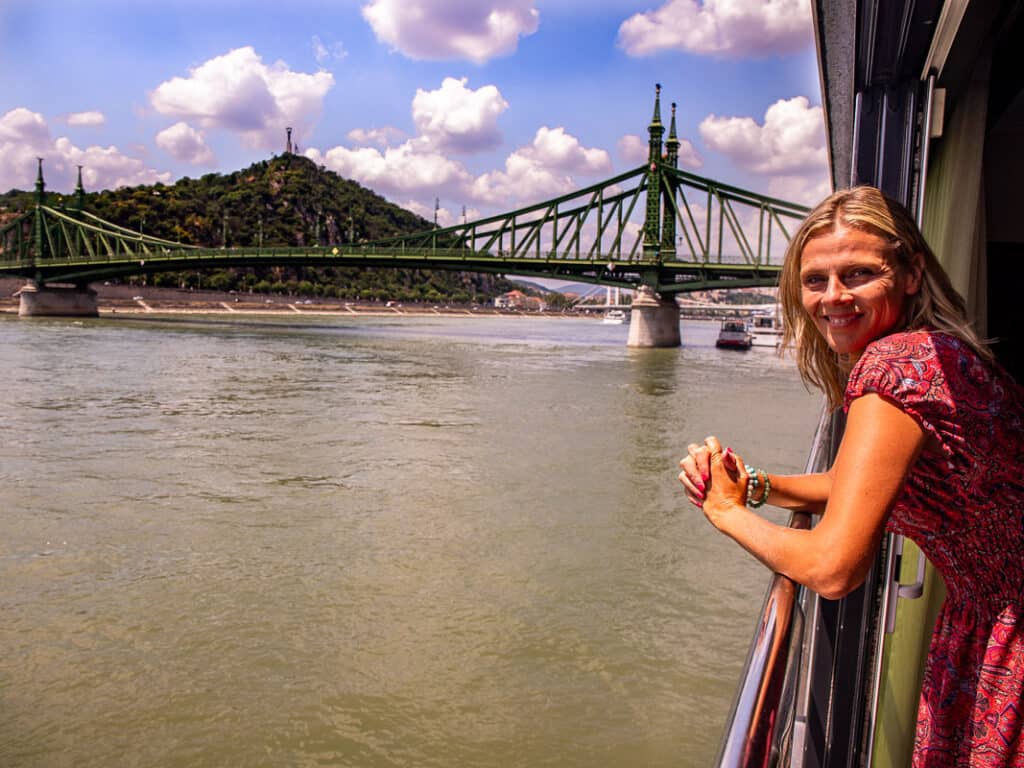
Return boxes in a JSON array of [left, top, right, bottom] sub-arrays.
[[763, 471, 832, 515], [697, 393, 926, 599]]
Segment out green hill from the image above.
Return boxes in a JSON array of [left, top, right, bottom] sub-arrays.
[[0, 155, 517, 303]]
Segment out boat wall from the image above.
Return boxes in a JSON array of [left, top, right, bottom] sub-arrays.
[[721, 2, 1021, 764], [870, 2, 1023, 762], [869, 542, 946, 768]]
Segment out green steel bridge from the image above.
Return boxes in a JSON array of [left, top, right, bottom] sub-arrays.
[[0, 87, 807, 300]]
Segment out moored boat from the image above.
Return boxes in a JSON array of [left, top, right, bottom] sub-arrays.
[[749, 311, 782, 348], [602, 309, 626, 324], [715, 320, 753, 350]]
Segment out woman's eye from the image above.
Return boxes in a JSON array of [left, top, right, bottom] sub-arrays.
[[802, 274, 825, 287], [848, 268, 874, 280]]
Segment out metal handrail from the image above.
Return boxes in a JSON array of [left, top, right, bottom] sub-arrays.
[[717, 403, 836, 767], [717, 512, 811, 767]]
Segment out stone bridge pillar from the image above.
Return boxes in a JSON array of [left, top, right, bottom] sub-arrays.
[[18, 283, 99, 317], [627, 286, 680, 348]]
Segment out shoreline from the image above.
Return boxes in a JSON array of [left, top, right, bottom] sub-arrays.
[[0, 281, 758, 321], [0, 302, 583, 319], [0, 278, 580, 318], [0, 300, 755, 322], [0, 295, 589, 320]]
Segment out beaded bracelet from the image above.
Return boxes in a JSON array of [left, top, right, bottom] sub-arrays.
[[744, 464, 770, 508]]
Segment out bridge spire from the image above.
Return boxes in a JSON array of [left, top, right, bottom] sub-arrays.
[[32, 158, 48, 268], [650, 83, 663, 128], [660, 102, 680, 257], [666, 102, 680, 168], [644, 84, 664, 258], [35, 158, 46, 204], [647, 83, 664, 164], [75, 166, 86, 211]]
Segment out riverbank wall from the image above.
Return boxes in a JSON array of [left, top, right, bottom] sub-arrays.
[[0, 279, 764, 320]]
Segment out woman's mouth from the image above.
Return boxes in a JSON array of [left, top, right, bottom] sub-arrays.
[[822, 313, 861, 328]]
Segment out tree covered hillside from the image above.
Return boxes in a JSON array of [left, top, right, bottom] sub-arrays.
[[0, 154, 518, 303]]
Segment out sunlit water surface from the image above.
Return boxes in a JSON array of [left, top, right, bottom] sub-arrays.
[[0, 313, 820, 767]]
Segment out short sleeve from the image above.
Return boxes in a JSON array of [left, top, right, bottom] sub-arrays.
[[844, 331, 955, 451]]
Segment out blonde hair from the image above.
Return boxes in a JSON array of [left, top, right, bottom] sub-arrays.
[[779, 186, 990, 408]]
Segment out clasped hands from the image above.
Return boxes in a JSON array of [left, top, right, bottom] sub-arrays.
[[677, 436, 750, 528]]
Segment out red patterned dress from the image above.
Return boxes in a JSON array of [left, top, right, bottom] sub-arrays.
[[845, 329, 1024, 766]]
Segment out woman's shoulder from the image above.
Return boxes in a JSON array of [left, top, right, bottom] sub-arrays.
[[856, 328, 985, 372], [846, 329, 1014, 408], [861, 328, 949, 358], [850, 330, 939, 378], [844, 330, 953, 410]]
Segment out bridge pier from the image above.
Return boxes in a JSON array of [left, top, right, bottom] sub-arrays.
[[627, 286, 680, 348], [18, 283, 99, 318]]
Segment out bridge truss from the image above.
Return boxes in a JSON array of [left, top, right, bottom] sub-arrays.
[[1, 90, 808, 295]]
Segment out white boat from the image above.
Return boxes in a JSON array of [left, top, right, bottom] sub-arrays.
[[749, 311, 783, 347], [602, 309, 626, 325], [715, 320, 753, 350], [599, 285, 627, 324]]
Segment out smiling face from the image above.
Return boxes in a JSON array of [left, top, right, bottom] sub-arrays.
[[799, 224, 922, 357]]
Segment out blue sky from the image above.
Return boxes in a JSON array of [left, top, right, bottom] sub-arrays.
[[0, 0, 829, 226]]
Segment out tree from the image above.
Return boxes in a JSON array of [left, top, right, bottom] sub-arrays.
[[545, 292, 571, 310], [4, 154, 519, 303]]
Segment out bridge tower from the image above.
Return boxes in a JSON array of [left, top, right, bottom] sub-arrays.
[[32, 158, 47, 263], [661, 103, 680, 258], [642, 84, 663, 259], [18, 160, 98, 317], [75, 165, 86, 212], [628, 85, 681, 348]]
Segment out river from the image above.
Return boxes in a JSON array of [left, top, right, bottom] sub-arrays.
[[0, 313, 821, 767]]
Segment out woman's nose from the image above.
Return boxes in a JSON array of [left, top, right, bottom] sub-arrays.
[[823, 275, 849, 303]]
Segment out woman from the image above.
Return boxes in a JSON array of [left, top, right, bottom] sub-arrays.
[[678, 186, 1023, 765]]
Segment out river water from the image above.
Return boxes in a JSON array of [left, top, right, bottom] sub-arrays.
[[0, 313, 820, 767]]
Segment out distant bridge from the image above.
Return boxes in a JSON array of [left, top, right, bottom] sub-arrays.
[[0, 86, 809, 345]]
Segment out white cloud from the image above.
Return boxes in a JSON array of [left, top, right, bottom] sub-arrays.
[[309, 75, 606, 214], [699, 96, 826, 175], [307, 122, 609, 214], [402, 199, 479, 228], [149, 46, 334, 151], [618, 134, 648, 165], [618, 0, 812, 58], [617, 133, 702, 169], [527, 126, 611, 173], [304, 138, 472, 200], [361, 0, 540, 64], [63, 111, 106, 127], [675, 139, 702, 169], [347, 126, 407, 147], [0, 108, 170, 192], [412, 77, 508, 153], [0, 107, 49, 146], [766, 175, 832, 207], [471, 126, 611, 205], [312, 35, 348, 65], [155, 122, 215, 165], [55, 138, 173, 190], [403, 198, 442, 225]]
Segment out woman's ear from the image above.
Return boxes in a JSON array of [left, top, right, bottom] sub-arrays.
[[905, 252, 925, 295]]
